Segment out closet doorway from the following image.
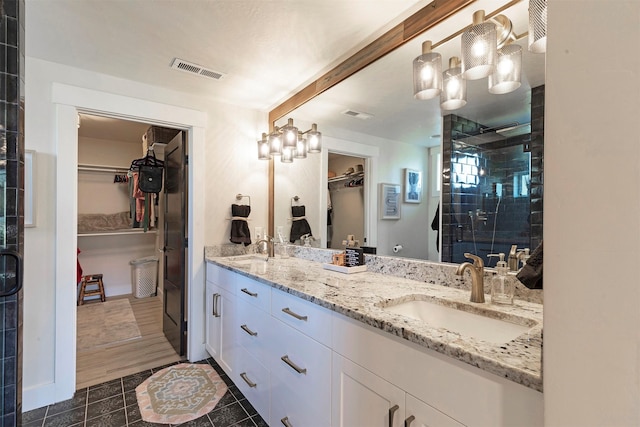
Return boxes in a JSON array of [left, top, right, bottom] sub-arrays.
[[76, 114, 184, 389], [327, 153, 365, 249]]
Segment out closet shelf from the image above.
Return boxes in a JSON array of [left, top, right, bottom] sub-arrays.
[[78, 229, 157, 237], [328, 171, 364, 183], [78, 163, 130, 174]]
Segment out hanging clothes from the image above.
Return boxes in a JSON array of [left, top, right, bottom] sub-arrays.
[[230, 204, 251, 245], [431, 203, 440, 252], [290, 205, 312, 243]]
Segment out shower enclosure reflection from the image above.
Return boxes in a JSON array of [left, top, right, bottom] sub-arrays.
[[441, 87, 544, 266]]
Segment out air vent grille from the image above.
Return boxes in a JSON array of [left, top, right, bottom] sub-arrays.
[[170, 58, 226, 80], [341, 109, 374, 120]]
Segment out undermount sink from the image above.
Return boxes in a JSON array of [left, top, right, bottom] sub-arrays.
[[380, 297, 535, 344], [226, 255, 268, 265]]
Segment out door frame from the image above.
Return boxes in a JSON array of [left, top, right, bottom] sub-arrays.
[[52, 83, 208, 403]]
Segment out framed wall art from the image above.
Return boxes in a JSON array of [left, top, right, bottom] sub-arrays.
[[404, 168, 422, 203], [379, 183, 401, 220]]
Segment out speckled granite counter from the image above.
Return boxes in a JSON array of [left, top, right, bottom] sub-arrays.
[[206, 254, 543, 392]]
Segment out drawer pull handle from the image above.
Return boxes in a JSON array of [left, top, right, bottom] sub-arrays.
[[389, 404, 399, 427], [282, 307, 308, 321], [241, 288, 258, 297], [240, 372, 257, 388], [281, 355, 307, 374], [212, 293, 220, 317], [281, 417, 293, 427], [405, 415, 415, 427], [241, 324, 258, 336]]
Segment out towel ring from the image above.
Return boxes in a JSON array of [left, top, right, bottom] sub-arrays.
[[236, 193, 251, 206], [291, 196, 300, 206]]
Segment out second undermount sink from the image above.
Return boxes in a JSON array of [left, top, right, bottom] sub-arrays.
[[380, 297, 535, 344]]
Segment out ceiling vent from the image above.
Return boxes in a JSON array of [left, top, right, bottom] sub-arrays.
[[170, 58, 226, 80], [341, 109, 374, 120]]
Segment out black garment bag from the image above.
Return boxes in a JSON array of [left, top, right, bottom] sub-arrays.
[[131, 150, 165, 193]]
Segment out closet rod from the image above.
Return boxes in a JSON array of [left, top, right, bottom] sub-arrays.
[[78, 163, 129, 174]]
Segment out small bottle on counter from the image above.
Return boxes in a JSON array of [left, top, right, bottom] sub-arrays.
[[490, 253, 514, 305]]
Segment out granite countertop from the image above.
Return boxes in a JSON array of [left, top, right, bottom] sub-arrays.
[[206, 254, 543, 392]]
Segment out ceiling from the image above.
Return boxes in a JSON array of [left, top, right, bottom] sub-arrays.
[[26, 0, 430, 111]]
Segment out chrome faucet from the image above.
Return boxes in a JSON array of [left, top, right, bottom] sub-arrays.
[[455, 253, 485, 303], [256, 236, 274, 258]]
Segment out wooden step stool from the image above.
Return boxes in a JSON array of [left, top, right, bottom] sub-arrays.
[[78, 274, 106, 305]]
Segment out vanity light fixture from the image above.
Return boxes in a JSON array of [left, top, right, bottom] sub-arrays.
[[488, 43, 522, 94], [257, 133, 270, 160], [528, 0, 547, 53], [441, 57, 467, 110], [461, 10, 497, 80], [413, 40, 442, 100], [258, 119, 322, 162]]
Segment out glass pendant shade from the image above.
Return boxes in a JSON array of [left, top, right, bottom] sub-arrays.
[[307, 123, 322, 153], [413, 41, 442, 100], [294, 133, 307, 159], [529, 0, 547, 53], [268, 127, 282, 156], [281, 146, 294, 163], [441, 57, 467, 111], [461, 10, 497, 80], [488, 44, 522, 94], [281, 118, 298, 149], [257, 133, 270, 160]]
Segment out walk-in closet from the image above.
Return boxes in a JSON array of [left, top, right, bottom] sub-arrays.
[[327, 153, 365, 249], [76, 114, 182, 389]]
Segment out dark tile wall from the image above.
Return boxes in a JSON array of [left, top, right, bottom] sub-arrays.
[[0, 0, 24, 425], [441, 86, 544, 265]]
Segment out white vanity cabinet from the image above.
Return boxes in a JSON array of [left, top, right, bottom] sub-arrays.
[[205, 265, 237, 375], [206, 261, 543, 427]]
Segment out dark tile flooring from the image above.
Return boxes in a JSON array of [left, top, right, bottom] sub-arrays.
[[22, 358, 268, 427]]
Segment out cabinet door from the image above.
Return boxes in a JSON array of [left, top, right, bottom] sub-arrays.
[[405, 394, 465, 427], [205, 282, 220, 359], [332, 353, 405, 427]]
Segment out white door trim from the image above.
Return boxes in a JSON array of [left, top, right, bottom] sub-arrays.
[[50, 83, 208, 403]]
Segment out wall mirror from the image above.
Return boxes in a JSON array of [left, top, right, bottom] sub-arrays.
[[271, 0, 545, 265]]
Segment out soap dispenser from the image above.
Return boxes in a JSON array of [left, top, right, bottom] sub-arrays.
[[490, 253, 513, 305]]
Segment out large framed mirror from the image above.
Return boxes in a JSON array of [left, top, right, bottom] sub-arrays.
[[270, 0, 544, 266]]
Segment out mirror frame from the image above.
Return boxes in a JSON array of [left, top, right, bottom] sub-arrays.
[[267, 0, 477, 237]]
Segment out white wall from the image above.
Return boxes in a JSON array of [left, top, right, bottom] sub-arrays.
[[544, 1, 640, 425], [24, 57, 267, 410]]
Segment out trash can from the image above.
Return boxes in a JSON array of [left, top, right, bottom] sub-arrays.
[[130, 256, 158, 298]]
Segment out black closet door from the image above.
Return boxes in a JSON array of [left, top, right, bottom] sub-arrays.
[[162, 131, 187, 356]]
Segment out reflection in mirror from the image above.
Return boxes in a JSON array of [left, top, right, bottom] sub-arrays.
[[327, 153, 365, 249], [272, 0, 544, 264]]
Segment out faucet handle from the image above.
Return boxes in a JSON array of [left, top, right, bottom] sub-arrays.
[[463, 253, 484, 268]]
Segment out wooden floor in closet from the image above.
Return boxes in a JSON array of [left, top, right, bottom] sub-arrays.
[[76, 295, 183, 390]]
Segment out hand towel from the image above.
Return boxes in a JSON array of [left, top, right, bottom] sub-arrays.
[[230, 204, 251, 246], [290, 205, 312, 243], [516, 241, 543, 289]]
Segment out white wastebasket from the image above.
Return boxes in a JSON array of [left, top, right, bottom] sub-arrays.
[[130, 256, 158, 298]]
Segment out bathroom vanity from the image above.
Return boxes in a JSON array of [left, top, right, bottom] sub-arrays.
[[205, 253, 543, 427]]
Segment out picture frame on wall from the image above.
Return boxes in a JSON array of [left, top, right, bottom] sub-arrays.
[[404, 168, 422, 203], [379, 183, 401, 220]]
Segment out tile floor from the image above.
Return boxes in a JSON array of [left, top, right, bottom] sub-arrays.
[[22, 358, 268, 427]]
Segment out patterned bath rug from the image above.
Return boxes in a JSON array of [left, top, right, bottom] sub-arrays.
[[136, 363, 228, 424]]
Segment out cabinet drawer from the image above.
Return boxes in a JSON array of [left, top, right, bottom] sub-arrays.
[[269, 317, 331, 413], [271, 383, 330, 427], [271, 287, 332, 347], [206, 263, 237, 294], [236, 274, 271, 312], [236, 298, 272, 362], [234, 346, 270, 422]]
